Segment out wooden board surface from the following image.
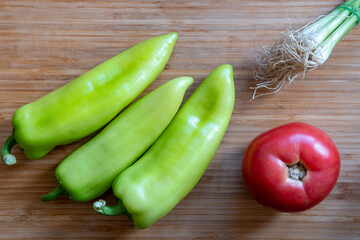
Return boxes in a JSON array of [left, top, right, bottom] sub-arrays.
[[0, 0, 359, 239]]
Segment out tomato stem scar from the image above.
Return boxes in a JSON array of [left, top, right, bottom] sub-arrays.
[[287, 162, 307, 181]]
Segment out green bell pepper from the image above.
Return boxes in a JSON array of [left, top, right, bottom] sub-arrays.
[[41, 76, 193, 202], [1, 32, 178, 165], [93, 64, 235, 229]]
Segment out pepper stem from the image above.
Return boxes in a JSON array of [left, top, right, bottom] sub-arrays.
[[41, 185, 66, 202], [1, 133, 18, 165], [93, 199, 125, 216]]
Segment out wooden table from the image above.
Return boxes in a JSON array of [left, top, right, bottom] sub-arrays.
[[0, 0, 359, 239]]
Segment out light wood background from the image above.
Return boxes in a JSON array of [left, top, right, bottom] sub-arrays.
[[0, 0, 359, 239]]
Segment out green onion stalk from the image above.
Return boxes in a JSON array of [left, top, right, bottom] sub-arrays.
[[252, 0, 360, 99]]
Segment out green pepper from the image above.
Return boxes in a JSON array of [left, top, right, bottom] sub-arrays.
[[1, 33, 178, 165], [93, 64, 235, 229], [41, 76, 193, 202]]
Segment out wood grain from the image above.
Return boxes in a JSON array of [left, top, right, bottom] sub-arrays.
[[0, 0, 359, 239]]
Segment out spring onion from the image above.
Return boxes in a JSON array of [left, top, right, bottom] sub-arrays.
[[252, 0, 360, 99]]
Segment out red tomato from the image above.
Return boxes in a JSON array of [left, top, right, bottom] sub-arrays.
[[242, 122, 340, 212]]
